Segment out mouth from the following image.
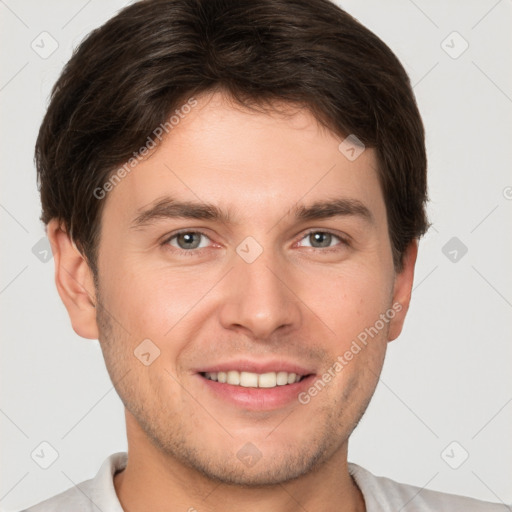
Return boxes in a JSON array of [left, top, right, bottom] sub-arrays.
[[196, 369, 316, 411], [200, 370, 309, 388]]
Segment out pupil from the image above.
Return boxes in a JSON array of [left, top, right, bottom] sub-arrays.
[[311, 232, 331, 248], [178, 232, 200, 249]]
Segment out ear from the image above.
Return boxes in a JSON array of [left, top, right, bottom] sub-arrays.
[[47, 219, 99, 340], [387, 239, 418, 342]]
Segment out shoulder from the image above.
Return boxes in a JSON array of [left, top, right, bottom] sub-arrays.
[[348, 463, 509, 512], [20, 479, 97, 512], [20, 452, 127, 512]]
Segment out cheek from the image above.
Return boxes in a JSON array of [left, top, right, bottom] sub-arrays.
[[299, 265, 391, 418], [303, 262, 394, 345], [100, 257, 221, 343]]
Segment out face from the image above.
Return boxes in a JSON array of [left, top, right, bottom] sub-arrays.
[[61, 91, 415, 486]]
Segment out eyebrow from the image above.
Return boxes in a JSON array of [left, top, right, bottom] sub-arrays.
[[130, 195, 374, 229]]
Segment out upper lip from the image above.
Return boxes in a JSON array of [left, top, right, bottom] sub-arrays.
[[194, 359, 315, 376]]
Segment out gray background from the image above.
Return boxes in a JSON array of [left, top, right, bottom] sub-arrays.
[[1, 0, 511, 510]]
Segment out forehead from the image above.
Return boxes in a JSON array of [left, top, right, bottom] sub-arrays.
[[101, 91, 385, 228]]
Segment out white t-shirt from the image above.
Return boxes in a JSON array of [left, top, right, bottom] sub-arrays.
[[21, 452, 507, 511]]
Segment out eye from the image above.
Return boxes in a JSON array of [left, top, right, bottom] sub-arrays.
[[165, 231, 212, 251], [297, 230, 347, 250]]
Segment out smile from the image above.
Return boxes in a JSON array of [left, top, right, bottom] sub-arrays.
[[201, 370, 307, 388]]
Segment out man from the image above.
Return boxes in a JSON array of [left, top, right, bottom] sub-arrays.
[[24, 0, 505, 510]]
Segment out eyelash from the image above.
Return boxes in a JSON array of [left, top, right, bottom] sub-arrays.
[[161, 229, 350, 256]]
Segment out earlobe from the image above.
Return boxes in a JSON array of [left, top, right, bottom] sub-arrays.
[[46, 219, 99, 340], [388, 240, 418, 342]]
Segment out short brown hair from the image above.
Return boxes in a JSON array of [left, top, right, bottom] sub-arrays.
[[36, 0, 429, 274]]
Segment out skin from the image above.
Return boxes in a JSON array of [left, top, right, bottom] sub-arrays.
[[48, 91, 417, 512]]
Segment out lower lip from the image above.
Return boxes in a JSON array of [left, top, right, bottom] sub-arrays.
[[197, 373, 316, 411]]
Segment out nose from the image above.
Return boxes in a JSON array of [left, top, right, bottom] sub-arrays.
[[218, 249, 302, 340]]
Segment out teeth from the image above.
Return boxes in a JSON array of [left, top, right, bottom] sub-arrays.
[[276, 371, 289, 385], [258, 372, 276, 388], [226, 370, 240, 385], [240, 371, 258, 387], [203, 370, 304, 388]]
